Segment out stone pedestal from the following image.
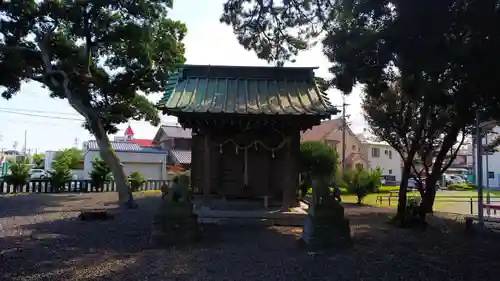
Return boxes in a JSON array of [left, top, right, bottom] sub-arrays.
[[151, 201, 200, 247], [300, 196, 352, 249]]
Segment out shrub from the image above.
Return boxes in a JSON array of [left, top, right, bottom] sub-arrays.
[[298, 141, 338, 197], [4, 159, 30, 193], [447, 183, 475, 190], [48, 155, 73, 192], [128, 171, 146, 192], [400, 197, 424, 228], [89, 158, 112, 191], [344, 168, 382, 204]]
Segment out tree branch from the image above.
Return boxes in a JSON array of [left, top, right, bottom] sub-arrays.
[[36, 32, 98, 123], [440, 129, 466, 174]]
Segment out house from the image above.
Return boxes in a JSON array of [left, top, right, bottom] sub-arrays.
[[82, 140, 167, 180], [467, 130, 500, 189], [157, 64, 336, 208], [301, 118, 368, 172], [358, 137, 402, 182], [152, 125, 192, 168]]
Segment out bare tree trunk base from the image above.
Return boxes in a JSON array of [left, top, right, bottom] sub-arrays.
[[121, 197, 138, 209]]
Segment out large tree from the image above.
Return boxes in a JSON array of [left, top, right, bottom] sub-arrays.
[[0, 0, 186, 208], [221, 0, 500, 219], [362, 80, 468, 218]]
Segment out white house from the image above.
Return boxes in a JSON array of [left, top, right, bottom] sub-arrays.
[[359, 137, 402, 182], [82, 140, 167, 180], [467, 128, 500, 189]]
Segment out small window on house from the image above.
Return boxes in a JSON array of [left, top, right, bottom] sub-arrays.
[[388, 150, 392, 159], [372, 147, 380, 157], [384, 150, 388, 155], [352, 145, 356, 151], [488, 171, 495, 179], [389, 169, 393, 174], [325, 140, 338, 150]]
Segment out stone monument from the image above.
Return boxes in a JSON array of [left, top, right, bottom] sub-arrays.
[[151, 174, 200, 247], [300, 177, 352, 249]]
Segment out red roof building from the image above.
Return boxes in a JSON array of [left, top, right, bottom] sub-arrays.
[[124, 125, 135, 137], [128, 139, 153, 147]]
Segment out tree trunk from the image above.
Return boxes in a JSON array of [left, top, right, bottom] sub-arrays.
[[419, 126, 461, 218], [90, 119, 136, 209], [420, 176, 438, 215], [396, 156, 415, 219], [420, 140, 460, 222]]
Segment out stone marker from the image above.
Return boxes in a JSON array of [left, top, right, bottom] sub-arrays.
[[151, 174, 200, 247], [300, 178, 352, 249]]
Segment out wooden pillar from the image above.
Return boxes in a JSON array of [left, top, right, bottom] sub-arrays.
[[203, 134, 211, 201], [282, 138, 294, 210]]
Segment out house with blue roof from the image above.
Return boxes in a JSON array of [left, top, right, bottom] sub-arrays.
[[82, 140, 167, 180]]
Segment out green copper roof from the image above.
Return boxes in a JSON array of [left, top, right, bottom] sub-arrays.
[[157, 65, 337, 116]]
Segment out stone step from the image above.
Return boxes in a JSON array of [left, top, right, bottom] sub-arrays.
[[198, 217, 305, 226]]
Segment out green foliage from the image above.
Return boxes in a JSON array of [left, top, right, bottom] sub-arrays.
[[54, 148, 82, 169], [31, 153, 45, 169], [400, 197, 423, 228], [344, 168, 382, 204], [128, 171, 146, 192], [0, 1, 187, 199], [298, 141, 338, 198], [90, 158, 112, 190], [4, 159, 31, 192], [0, 1, 186, 133], [299, 141, 338, 179], [48, 155, 73, 192], [447, 183, 475, 190], [220, 0, 327, 66]]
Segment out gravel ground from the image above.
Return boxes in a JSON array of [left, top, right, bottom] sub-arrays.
[[1, 193, 500, 281]]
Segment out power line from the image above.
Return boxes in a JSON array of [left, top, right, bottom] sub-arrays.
[[1, 118, 80, 127], [0, 107, 80, 116], [0, 109, 84, 121]]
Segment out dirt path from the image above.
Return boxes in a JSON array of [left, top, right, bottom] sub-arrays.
[[1, 193, 500, 281]]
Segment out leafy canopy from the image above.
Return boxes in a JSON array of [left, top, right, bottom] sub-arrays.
[[31, 153, 45, 168], [221, 0, 500, 102], [5, 159, 31, 188], [299, 141, 338, 179], [53, 148, 82, 169], [90, 158, 112, 186], [49, 153, 74, 191], [0, 0, 187, 133], [128, 170, 146, 191]]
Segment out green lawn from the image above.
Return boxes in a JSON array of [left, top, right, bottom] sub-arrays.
[[340, 187, 500, 210]]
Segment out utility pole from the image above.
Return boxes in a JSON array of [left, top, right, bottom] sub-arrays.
[[472, 136, 476, 185], [23, 130, 27, 155], [341, 95, 348, 172], [475, 111, 484, 227], [485, 134, 491, 215]]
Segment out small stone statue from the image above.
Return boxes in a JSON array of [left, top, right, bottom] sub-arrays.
[[164, 174, 190, 202], [152, 173, 199, 247]]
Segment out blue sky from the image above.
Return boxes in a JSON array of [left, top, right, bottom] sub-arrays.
[[0, 0, 365, 153]]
